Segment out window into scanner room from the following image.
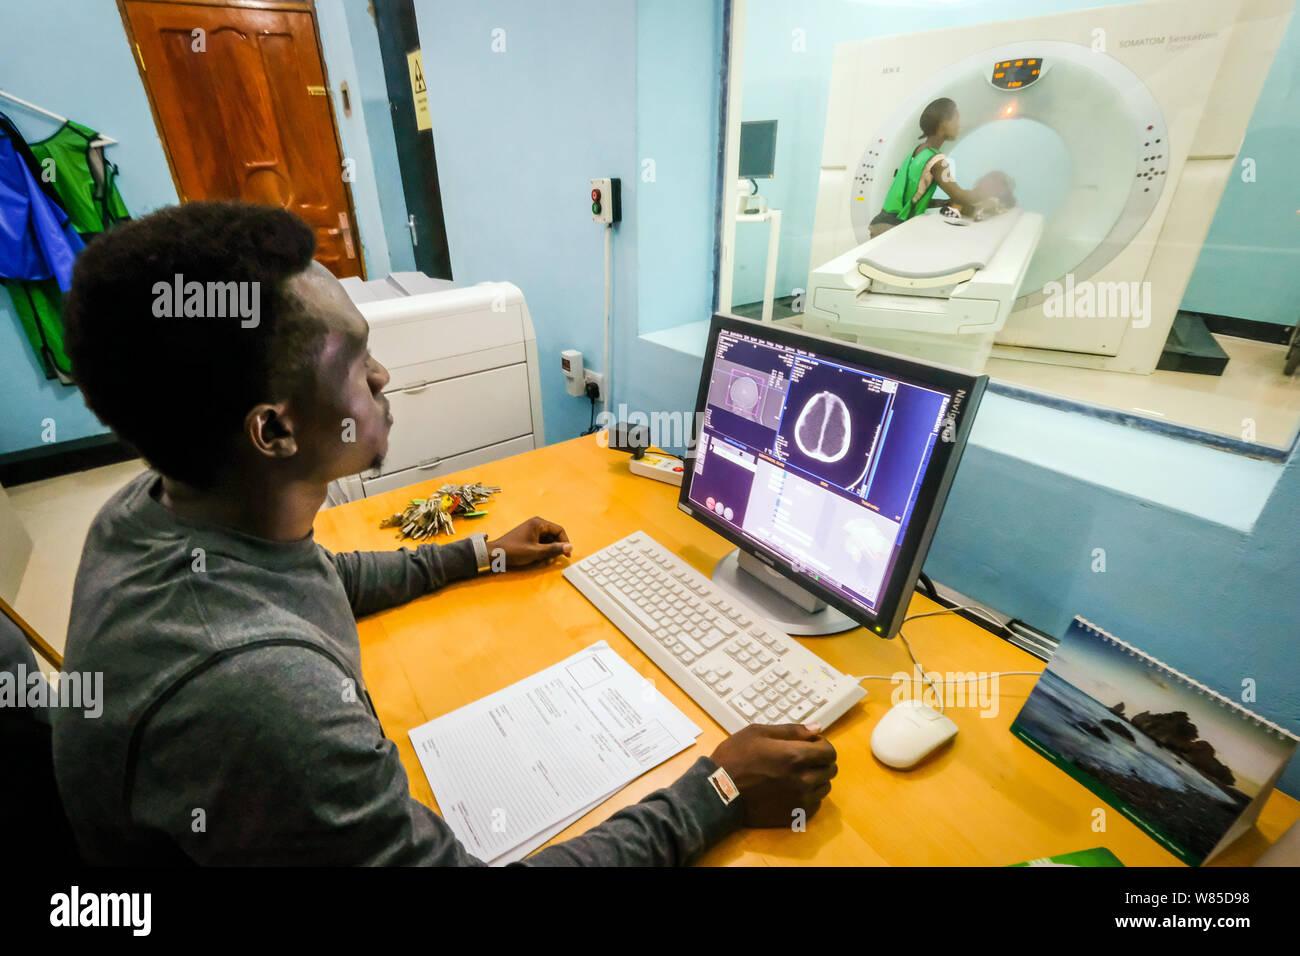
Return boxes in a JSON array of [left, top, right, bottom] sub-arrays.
[[712, 0, 1300, 457]]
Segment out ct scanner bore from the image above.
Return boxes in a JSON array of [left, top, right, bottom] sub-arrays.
[[946, 117, 1073, 221]]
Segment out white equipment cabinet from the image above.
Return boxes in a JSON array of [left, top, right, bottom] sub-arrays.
[[330, 279, 545, 503]]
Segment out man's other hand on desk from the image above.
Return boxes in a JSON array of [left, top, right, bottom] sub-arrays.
[[487, 516, 573, 570], [711, 723, 838, 827]]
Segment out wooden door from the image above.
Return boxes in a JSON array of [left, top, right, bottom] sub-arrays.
[[121, 0, 362, 277]]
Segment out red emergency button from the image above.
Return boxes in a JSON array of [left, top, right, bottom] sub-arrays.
[[591, 188, 600, 201], [673, 466, 683, 472]]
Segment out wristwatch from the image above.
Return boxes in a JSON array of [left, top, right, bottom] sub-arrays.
[[471, 533, 491, 574], [707, 765, 740, 807]]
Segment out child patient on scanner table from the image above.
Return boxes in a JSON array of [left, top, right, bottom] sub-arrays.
[[869, 96, 1018, 237]]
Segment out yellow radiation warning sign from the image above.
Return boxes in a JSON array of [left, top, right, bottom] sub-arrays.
[[407, 49, 431, 131]]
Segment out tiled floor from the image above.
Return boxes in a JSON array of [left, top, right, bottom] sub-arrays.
[[8, 458, 147, 658]]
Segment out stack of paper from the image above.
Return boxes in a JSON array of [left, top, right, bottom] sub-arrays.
[[409, 641, 702, 864]]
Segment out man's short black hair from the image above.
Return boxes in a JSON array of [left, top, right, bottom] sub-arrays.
[[65, 201, 322, 489]]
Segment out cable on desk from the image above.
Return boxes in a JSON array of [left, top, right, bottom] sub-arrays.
[[913, 579, 1050, 661], [850, 604, 1041, 714], [911, 585, 1021, 643]]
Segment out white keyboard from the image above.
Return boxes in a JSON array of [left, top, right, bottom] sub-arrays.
[[563, 531, 866, 734]]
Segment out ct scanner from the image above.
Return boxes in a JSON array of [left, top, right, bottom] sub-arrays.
[[803, 0, 1293, 373]]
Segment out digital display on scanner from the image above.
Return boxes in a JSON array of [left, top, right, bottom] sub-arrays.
[[991, 58, 1041, 89]]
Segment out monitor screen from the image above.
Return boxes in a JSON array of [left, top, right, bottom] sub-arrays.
[[679, 315, 986, 638], [738, 120, 778, 179]]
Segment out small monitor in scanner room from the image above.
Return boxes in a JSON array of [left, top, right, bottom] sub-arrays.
[[738, 120, 778, 180], [678, 315, 986, 640]]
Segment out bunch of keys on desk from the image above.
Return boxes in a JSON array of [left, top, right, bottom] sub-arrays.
[[380, 482, 502, 540]]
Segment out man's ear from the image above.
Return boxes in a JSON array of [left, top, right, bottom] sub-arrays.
[[245, 402, 299, 459]]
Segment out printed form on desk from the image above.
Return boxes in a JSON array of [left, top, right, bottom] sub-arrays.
[[409, 641, 703, 864]]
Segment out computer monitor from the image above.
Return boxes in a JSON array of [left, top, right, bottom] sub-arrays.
[[738, 120, 778, 179], [678, 315, 986, 639]]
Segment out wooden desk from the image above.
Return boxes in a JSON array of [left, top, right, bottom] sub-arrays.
[[313, 435, 1300, 866]]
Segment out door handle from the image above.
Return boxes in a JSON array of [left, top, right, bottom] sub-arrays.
[[407, 214, 418, 247], [417, 457, 442, 470]]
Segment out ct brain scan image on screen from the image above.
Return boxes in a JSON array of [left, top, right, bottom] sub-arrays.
[[688, 325, 958, 617], [794, 390, 851, 463], [777, 362, 888, 490], [727, 373, 763, 418]]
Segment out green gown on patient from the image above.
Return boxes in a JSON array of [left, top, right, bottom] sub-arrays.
[[881, 147, 941, 222]]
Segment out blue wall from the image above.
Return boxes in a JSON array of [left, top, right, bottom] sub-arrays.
[[731, 0, 1300, 324], [621, 0, 728, 443], [927, 435, 1300, 795], [339, 0, 416, 275], [316, 0, 394, 278], [350, 0, 721, 443], [412, 0, 641, 442], [1181, 21, 1300, 325], [636, 0, 725, 336]]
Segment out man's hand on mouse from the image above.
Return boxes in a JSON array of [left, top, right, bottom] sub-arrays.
[[710, 723, 838, 828], [486, 516, 572, 570]]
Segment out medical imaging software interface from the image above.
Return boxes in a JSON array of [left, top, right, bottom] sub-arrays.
[[689, 329, 953, 616]]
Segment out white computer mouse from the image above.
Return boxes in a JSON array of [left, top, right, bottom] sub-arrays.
[[870, 700, 959, 769]]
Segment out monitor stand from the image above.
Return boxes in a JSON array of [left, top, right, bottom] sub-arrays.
[[712, 549, 857, 636]]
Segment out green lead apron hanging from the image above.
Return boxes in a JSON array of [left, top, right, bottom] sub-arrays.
[[5, 278, 69, 381], [4, 118, 131, 383], [27, 120, 131, 234]]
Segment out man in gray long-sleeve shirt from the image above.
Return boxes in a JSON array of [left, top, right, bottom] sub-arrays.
[[52, 202, 838, 866]]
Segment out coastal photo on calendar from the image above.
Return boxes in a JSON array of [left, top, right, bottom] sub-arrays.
[[1011, 618, 1298, 866]]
